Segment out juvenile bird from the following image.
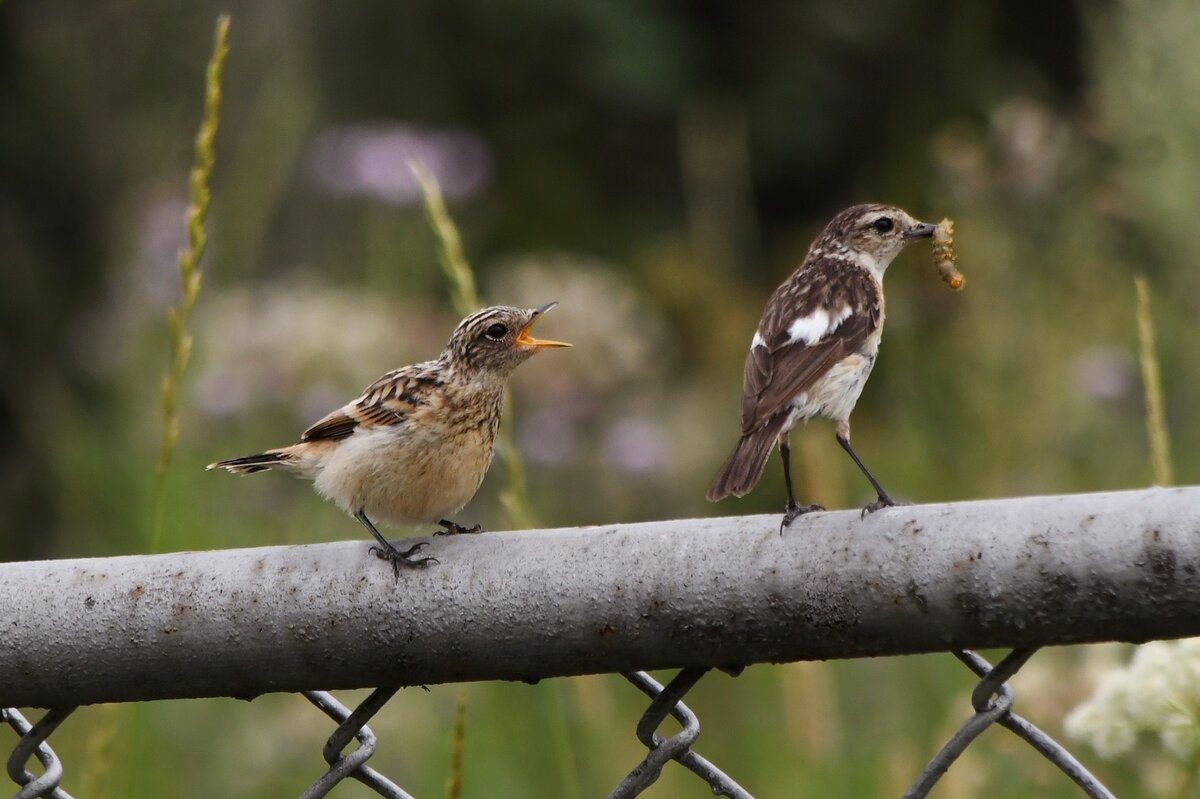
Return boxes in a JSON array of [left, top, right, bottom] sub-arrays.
[[707, 204, 936, 527], [208, 303, 570, 574]]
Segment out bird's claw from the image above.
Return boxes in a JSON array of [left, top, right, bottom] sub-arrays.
[[781, 501, 825, 533], [370, 541, 439, 577], [860, 494, 909, 518], [435, 519, 484, 536]]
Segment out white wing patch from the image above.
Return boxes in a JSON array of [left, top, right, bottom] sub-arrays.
[[750, 331, 766, 350], [786, 305, 852, 345]]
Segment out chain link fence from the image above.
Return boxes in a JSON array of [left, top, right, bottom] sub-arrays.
[[4, 486, 1198, 796], [0, 657, 1120, 798]]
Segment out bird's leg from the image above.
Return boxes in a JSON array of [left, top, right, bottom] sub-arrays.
[[434, 519, 484, 536], [834, 421, 900, 517], [355, 510, 438, 576], [779, 439, 823, 532]]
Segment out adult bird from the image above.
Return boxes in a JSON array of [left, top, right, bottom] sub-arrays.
[[209, 303, 570, 573], [707, 204, 936, 527]]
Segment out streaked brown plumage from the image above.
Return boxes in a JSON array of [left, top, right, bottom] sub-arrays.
[[707, 204, 936, 526], [209, 303, 570, 573]]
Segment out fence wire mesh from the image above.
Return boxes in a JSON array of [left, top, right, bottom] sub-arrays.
[[3, 653, 1121, 798], [904, 649, 1115, 799], [609, 669, 752, 799], [3, 706, 77, 799], [300, 688, 412, 799]]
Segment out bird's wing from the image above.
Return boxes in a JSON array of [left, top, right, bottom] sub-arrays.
[[299, 362, 443, 442], [740, 260, 881, 434]]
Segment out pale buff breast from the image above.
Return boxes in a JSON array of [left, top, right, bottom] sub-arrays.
[[312, 422, 497, 526], [785, 327, 883, 426]]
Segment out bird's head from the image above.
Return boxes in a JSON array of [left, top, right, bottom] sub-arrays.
[[445, 302, 571, 375], [815, 203, 937, 276]]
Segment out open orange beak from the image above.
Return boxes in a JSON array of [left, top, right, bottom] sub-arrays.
[[516, 301, 571, 350]]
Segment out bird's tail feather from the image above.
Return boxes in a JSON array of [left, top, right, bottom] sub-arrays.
[[707, 417, 786, 501], [206, 450, 289, 475]]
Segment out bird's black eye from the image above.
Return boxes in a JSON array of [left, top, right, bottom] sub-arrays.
[[485, 323, 508, 340], [872, 217, 894, 233]]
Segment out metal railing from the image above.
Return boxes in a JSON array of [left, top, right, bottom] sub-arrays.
[[4, 485, 1199, 796]]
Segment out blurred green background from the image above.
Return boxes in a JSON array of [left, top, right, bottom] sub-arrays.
[[2, 1, 1197, 796]]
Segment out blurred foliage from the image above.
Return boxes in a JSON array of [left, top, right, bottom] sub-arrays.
[[0, 0, 1197, 796]]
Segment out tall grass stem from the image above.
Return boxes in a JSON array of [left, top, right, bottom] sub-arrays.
[[1134, 276, 1174, 486], [411, 160, 536, 528], [445, 688, 468, 799], [151, 15, 230, 550], [411, 161, 479, 314]]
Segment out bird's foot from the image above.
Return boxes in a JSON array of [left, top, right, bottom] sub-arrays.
[[781, 500, 825, 533], [860, 493, 910, 519], [370, 541, 439, 577], [434, 519, 484, 536]]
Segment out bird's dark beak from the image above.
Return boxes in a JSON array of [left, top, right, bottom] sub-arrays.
[[903, 221, 938, 240], [517, 301, 571, 349]]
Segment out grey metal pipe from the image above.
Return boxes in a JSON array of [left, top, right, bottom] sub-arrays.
[[2, 486, 1198, 708]]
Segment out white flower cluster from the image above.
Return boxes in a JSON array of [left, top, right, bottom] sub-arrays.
[[1065, 639, 1200, 759]]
